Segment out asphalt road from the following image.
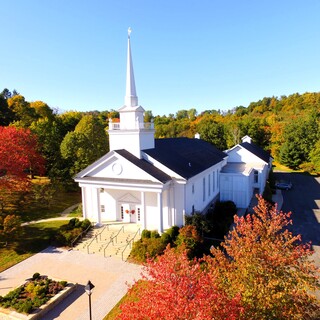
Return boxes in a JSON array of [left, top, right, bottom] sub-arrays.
[[274, 172, 320, 246]]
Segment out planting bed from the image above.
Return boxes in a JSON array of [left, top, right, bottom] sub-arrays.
[[0, 273, 76, 320]]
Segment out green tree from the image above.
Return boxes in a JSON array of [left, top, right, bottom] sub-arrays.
[[0, 95, 14, 126], [196, 116, 227, 150], [60, 115, 109, 177], [279, 114, 319, 169], [57, 110, 83, 137], [309, 139, 320, 173], [144, 110, 153, 122], [30, 118, 64, 176]]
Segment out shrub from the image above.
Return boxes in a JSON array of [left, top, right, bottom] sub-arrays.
[[130, 238, 167, 263], [262, 182, 273, 203], [165, 225, 179, 242], [81, 219, 91, 230], [175, 225, 203, 258], [32, 272, 40, 280], [150, 230, 160, 238], [59, 280, 67, 287], [56, 219, 91, 246], [160, 232, 171, 244], [18, 299, 33, 314], [206, 201, 237, 238], [185, 212, 211, 236], [25, 282, 35, 294], [141, 229, 151, 239]]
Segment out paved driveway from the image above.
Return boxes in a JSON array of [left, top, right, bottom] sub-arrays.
[[274, 172, 320, 299], [0, 247, 142, 320], [274, 172, 320, 245]]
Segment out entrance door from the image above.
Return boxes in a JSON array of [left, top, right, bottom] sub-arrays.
[[130, 205, 137, 223], [120, 204, 137, 223]]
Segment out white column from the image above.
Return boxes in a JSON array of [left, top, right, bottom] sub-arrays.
[[141, 191, 146, 230], [157, 191, 163, 233], [95, 188, 102, 226], [81, 187, 87, 219]]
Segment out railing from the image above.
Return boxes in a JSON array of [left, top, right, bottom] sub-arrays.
[[109, 122, 154, 130], [70, 222, 94, 248], [86, 225, 111, 254], [103, 225, 125, 257], [112, 225, 125, 244], [121, 228, 141, 261]]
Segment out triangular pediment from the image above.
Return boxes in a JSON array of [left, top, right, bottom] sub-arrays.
[[118, 193, 140, 204], [74, 150, 167, 183]]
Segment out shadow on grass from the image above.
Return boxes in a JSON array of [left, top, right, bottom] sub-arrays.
[[14, 221, 68, 255]]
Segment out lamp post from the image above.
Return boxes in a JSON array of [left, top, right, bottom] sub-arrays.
[[85, 280, 95, 320]]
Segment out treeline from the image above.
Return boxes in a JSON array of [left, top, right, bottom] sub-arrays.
[[1, 88, 320, 185]]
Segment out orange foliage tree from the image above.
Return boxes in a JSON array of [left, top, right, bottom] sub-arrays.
[[207, 196, 320, 320]]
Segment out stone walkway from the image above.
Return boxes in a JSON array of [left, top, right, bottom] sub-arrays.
[[0, 247, 142, 320]]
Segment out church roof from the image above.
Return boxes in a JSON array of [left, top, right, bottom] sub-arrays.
[[115, 149, 172, 183], [240, 142, 272, 163], [143, 138, 227, 179]]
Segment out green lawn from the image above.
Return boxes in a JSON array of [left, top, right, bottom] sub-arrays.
[[20, 191, 81, 222], [0, 220, 69, 272], [0, 181, 81, 272]]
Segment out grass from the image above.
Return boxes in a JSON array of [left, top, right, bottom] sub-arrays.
[[103, 280, 147, 320], [272, 161, 296, 172], [20, 191, 81, 222], [0, 220, 69, 273]]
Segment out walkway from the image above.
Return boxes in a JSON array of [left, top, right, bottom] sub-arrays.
[[2, 203, 143, 319], [0, 247, 142, 320]]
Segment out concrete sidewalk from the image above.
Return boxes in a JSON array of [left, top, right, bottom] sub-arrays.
[[0, 247, 142, 320]]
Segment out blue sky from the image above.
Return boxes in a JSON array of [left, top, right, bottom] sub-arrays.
[[1, 1, 320, 116]]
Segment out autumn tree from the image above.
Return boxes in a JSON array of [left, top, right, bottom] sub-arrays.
[[208, 196, 320, 320], [0, 126, 45, 211], [0, 214, 22, 245], [30, 100, 54, 121], [7, 95, 37, 128], [118, 248, 243, 320]]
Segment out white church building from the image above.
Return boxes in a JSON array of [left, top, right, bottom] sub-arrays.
[[74, 30, 272, 232]]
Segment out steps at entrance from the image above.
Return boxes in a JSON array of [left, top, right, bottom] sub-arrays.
[[73, 223, 141, 260]]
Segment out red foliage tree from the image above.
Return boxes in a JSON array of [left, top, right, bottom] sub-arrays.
[[0, 126, 45, 178], [0, 126, 45, 212], [117, 247, 243, 320]]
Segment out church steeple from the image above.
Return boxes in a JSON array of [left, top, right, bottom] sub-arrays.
[[125, 27, 138, 108], [108, 28, 155, 159]]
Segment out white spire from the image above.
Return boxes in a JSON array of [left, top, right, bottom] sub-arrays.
[[125, 27, 138, 107]]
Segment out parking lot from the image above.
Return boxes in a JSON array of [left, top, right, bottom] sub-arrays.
[[274, 172, 320, 246]]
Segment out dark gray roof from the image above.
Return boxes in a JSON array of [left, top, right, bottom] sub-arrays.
[[240, 142, 272, 163], [115, 149, 172, 184], [143, 138, 227, 179]]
